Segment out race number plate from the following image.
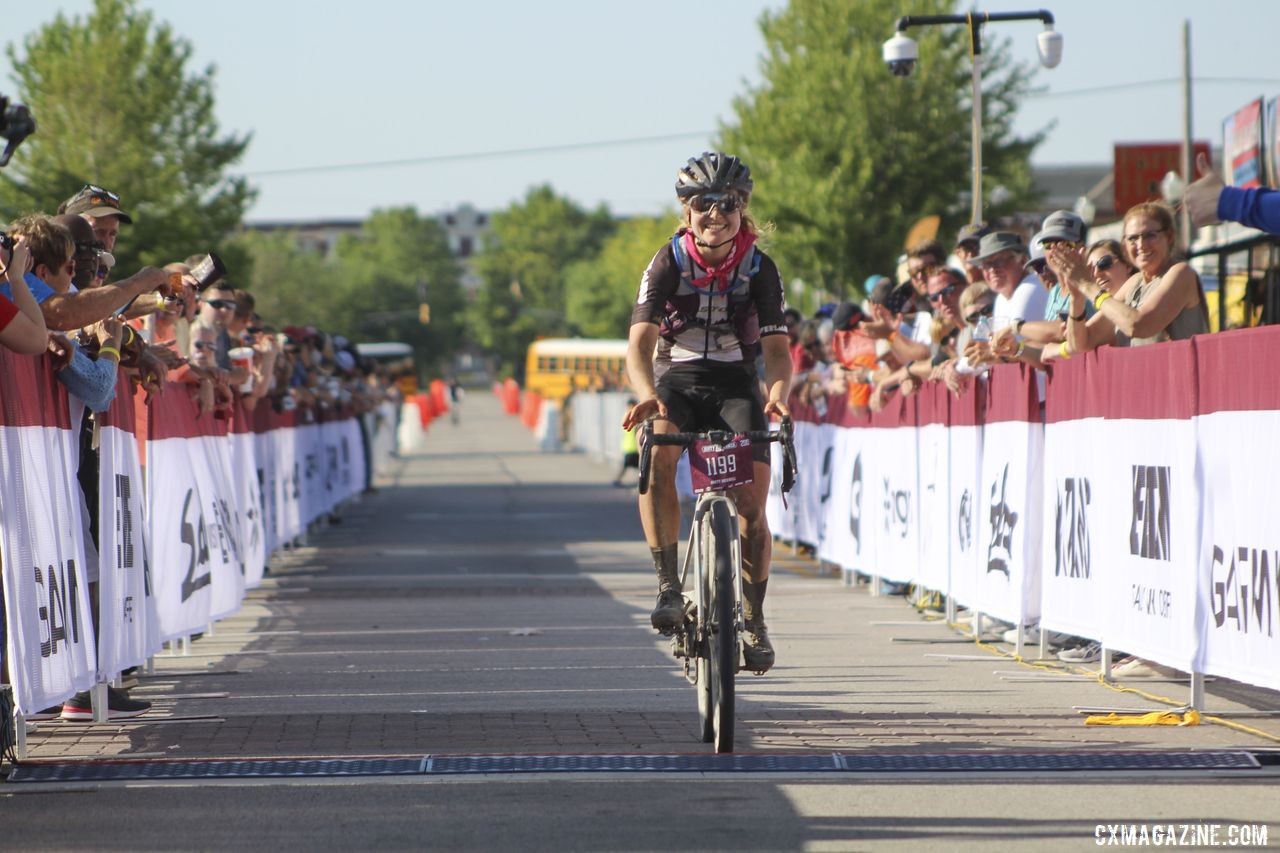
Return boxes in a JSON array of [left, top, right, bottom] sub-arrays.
[[689, 437, 754, 494]]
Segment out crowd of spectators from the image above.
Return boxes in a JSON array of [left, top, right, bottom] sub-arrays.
[[785, 200, 1211, 420], [781, 202, 1217, 660], [0, 182, 406, 722]]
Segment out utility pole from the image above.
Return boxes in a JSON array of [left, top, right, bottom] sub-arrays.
[[1180, 19, 1194, 249]]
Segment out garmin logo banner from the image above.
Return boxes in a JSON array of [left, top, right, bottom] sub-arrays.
[[1130, 465, 1171, 561]]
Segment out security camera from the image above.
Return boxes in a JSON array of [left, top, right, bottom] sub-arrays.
[[882, 32, 918, 77], [1037, 27, 1063, 69]]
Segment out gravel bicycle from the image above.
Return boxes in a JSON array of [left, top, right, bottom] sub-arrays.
[[637, 417, 796, 753]]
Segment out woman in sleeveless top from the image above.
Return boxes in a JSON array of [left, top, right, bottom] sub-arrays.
[[1048, 202, 1208, 354]]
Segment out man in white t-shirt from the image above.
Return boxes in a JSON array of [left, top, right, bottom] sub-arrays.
[[962, 231, 1047, 364]]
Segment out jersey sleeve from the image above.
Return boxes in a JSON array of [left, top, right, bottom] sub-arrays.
[[630, 244, 678, 327], [752, 253, 788, 337]]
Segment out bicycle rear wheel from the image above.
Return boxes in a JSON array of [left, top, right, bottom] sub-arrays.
[[708, 501, 737, 753]]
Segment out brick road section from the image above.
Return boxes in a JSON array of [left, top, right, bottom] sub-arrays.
[[22, 395, 1280, 761]]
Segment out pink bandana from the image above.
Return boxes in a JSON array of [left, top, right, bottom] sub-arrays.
[[681, 230, 757, 291]]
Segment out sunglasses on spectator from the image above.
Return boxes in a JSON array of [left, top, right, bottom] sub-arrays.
[[927, 283, 957, 303], [1089, 254, 1117, 272], [203, 298, 235, 310], [1123, 228, 1166, 247], [81, 184, 121, 204], [74, 240, 102, 257], [688, 194, 742, 215], [964, 303, 995, 324], [192, 340, 211, 350]]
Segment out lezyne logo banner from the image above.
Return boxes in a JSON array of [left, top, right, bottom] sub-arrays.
[[231, 429, 266, 589], [870, 425, 919, 585], [148, 436, 217, 642], [1039, 417, 1107, 641], [1196, 411, 1280, 690], [97, 423, 159, 679], [792, 420, 829, 548]]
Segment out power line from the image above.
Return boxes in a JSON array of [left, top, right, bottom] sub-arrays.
[[239, 130, 714, 178], [1029, 76, 1280, 99], [239, 76, 1280, 178]]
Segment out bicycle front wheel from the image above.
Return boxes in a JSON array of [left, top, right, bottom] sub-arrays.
[[708, 500, 738, 753]]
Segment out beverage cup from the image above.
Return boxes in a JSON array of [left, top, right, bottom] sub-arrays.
[[228, 346, 255, 393], [190, 252, 226, 291]]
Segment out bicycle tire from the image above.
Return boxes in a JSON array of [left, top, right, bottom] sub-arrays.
[[709, 500, 737, 753], [695, 511, 714, 743]]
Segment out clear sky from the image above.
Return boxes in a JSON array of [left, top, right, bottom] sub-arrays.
[[2, 1, 1277, 223]]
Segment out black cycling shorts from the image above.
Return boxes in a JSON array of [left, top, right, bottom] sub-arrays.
[[656, 364, 771, 464]]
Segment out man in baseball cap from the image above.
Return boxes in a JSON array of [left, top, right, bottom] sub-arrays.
[[59, 183, 132, 254], [954, 223, 990, 283]]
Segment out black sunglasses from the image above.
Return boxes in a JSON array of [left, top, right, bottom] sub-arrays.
[[192, 340, 210, 350], [927, 283, 957, 303], [1090, 254, 1116, 272], [964, 303, 995, 324], [688, 194, 742, 215], [204, 298, 235, 310]]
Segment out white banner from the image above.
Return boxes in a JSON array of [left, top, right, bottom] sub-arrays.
[[1038, 416, 1107, 641], [817, 426, 858, 571], [1197, 409, 1280, 689], [1094, 418, 1200, 671], [97, 424, 160, 678], [947, 422, 983, 609], [870, 425, 919, 584], [0, 424, 97, 713], [974, 419, 1043, 625], [916, 419, 949, 594], [791, 420, 826, 547], [231, 429, 266, 589], [148, 436, 216, 642]]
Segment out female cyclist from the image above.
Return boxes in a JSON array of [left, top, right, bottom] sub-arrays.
[[621, 152, 792, 673]]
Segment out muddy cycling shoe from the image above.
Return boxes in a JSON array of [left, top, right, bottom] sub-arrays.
[[742, 623, 775, 673], [650, 588, 685, 632]]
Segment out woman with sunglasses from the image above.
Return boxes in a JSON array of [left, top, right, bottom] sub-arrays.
[[1085, 239, 1136, 295], [1052, 202, 1207, 355], [621, 151, 791, 673]]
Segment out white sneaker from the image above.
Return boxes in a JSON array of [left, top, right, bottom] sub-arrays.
[[1057, 641, 1102, 663]]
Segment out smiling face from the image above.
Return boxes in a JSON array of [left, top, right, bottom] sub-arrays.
[[979, 250, 1027, 299], [684, 193, 743, 252], [1087, 246, 1132, 293], [1122, 214, 1174, 276]]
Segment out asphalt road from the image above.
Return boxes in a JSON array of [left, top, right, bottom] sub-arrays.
[[4, 393, 1277, 851]]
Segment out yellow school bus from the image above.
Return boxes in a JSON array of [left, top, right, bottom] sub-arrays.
[[524, 338, 629, 402]]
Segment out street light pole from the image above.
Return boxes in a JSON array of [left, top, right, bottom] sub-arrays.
[[885, 10, 1061, 225]]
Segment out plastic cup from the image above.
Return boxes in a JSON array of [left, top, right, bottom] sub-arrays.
[[228, 346, 254, 393]]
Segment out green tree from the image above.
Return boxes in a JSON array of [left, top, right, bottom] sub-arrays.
[[471, 185, 614, 377], [232, 208, 464, 377], [333, 207, 465, 376], [0, 0, 254, 274], [564, 214, 677, 339], [722, 0, 1044, 300]]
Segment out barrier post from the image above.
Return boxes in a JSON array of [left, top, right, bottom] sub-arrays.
[[14, 709, 27, 759], [1189, 672, 1205, 711], [91, 682, 108, 723]]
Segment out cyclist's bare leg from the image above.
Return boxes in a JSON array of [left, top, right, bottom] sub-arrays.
[[732, 461, 775, 671], [639, 421, 685, 630]]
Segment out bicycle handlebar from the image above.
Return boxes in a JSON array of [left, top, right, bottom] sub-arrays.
[[637, 417, 797, 496]]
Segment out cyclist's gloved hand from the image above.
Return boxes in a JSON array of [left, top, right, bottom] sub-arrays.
[[622, 396, 667, 430]]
